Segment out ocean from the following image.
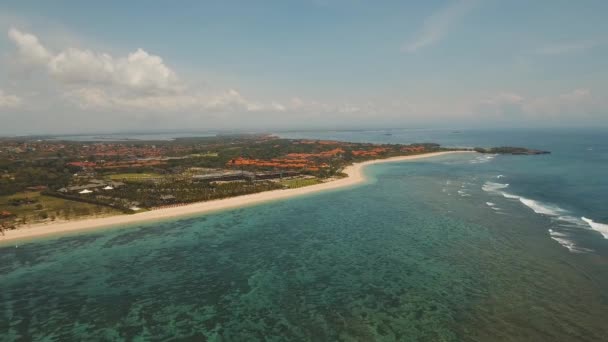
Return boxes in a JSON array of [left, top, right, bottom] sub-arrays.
[[1, 128, 607, 340]]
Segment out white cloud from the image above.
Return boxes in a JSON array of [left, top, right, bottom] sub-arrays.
[[477, 89, 606, 119], [0, 89, 21, 108], [523, 89, 599, 116], [402, 0, 478, 53], [6, 27, 375, 117], [535, 40, 603, 55], [8, 27, 51, 64], [9, 27, 178, 93], [63, 87, 261, 111], [6, 27, 288, 112]]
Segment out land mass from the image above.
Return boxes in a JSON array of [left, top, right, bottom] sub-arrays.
[[475, 146, 551, 155], [0, 134, 547, 240], [0, 151, 471, 242]]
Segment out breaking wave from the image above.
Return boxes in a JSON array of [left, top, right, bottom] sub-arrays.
[[457, 189, 471, 197], [582, 217, 608, 239], [501, 192, 520, 199], [517, 197, 566, 216], [470, 154, 497, 164], [482, 182, 509, 193], [485, 202, 501, 210], [547, 229, 589, 253], [482, 180, 604, 252]]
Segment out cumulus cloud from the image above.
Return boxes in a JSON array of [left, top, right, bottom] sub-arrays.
[[8, 27, 178, 93], [8, 27, 51, 64], [6, 27, 294, 113], [402, 0, 478, 53], [63, 87, 272, 112], [6, 27, 375, 118], [0, 89, 22, 108]]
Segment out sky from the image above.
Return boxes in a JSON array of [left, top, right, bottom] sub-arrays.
[[1, 0, 607, 135]]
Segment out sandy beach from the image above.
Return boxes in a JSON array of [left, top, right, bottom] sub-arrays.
[[0, 151, 469, 243]]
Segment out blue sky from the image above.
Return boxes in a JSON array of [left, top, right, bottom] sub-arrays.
[[1, 0, 607, 134]]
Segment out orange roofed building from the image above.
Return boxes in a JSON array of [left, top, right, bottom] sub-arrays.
[[351, 147, 389, 157], [285, 148, 345, 159], [401, 146, 426, 153]]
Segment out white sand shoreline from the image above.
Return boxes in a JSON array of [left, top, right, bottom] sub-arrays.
[[0, 151, 471, 244]]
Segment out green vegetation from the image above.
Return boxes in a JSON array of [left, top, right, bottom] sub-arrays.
[[0, 158, 71, 196], [0, 134, 457, 229], [279, 178, 322, 189], [474, 147, 550, 155], [0, 191, 121, 230], [87, 180, 285, 208]]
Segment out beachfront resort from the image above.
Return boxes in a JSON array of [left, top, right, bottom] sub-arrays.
[[0, 135, 448, 233]]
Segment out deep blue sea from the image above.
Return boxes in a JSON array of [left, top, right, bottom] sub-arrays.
[[1, 128, 608, 341]]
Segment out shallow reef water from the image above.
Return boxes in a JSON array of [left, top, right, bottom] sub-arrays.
[[2, 129, 608, 341]]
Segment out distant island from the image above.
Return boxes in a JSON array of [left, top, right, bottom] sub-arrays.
[[0, 134, 548, 239], [474, 146, 551, 155]]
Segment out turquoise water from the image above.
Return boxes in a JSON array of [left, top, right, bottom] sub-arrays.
[[2, 129, 608, 340]]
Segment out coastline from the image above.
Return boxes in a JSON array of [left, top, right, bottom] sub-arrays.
[[0, 151, 470, 243]]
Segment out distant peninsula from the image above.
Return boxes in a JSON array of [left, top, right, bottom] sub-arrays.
[[474, 146, 551, 155]]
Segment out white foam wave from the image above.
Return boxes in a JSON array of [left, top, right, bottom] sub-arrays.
[[518, 197, 566, 216], [457, 190, 471, 197], [556, 215, 583, 226], [550, 236, 578, 252], [501, 192, 519, 199], [485, 201, 502, 211], [469, 154, 497, 164], [496, 192, 583, 226], [582, 217, 608, 239], [481, 180, 603, 251], [482, 182, 509, 193], [496, 175, 505, 179], [548, 229, 589, 253]]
